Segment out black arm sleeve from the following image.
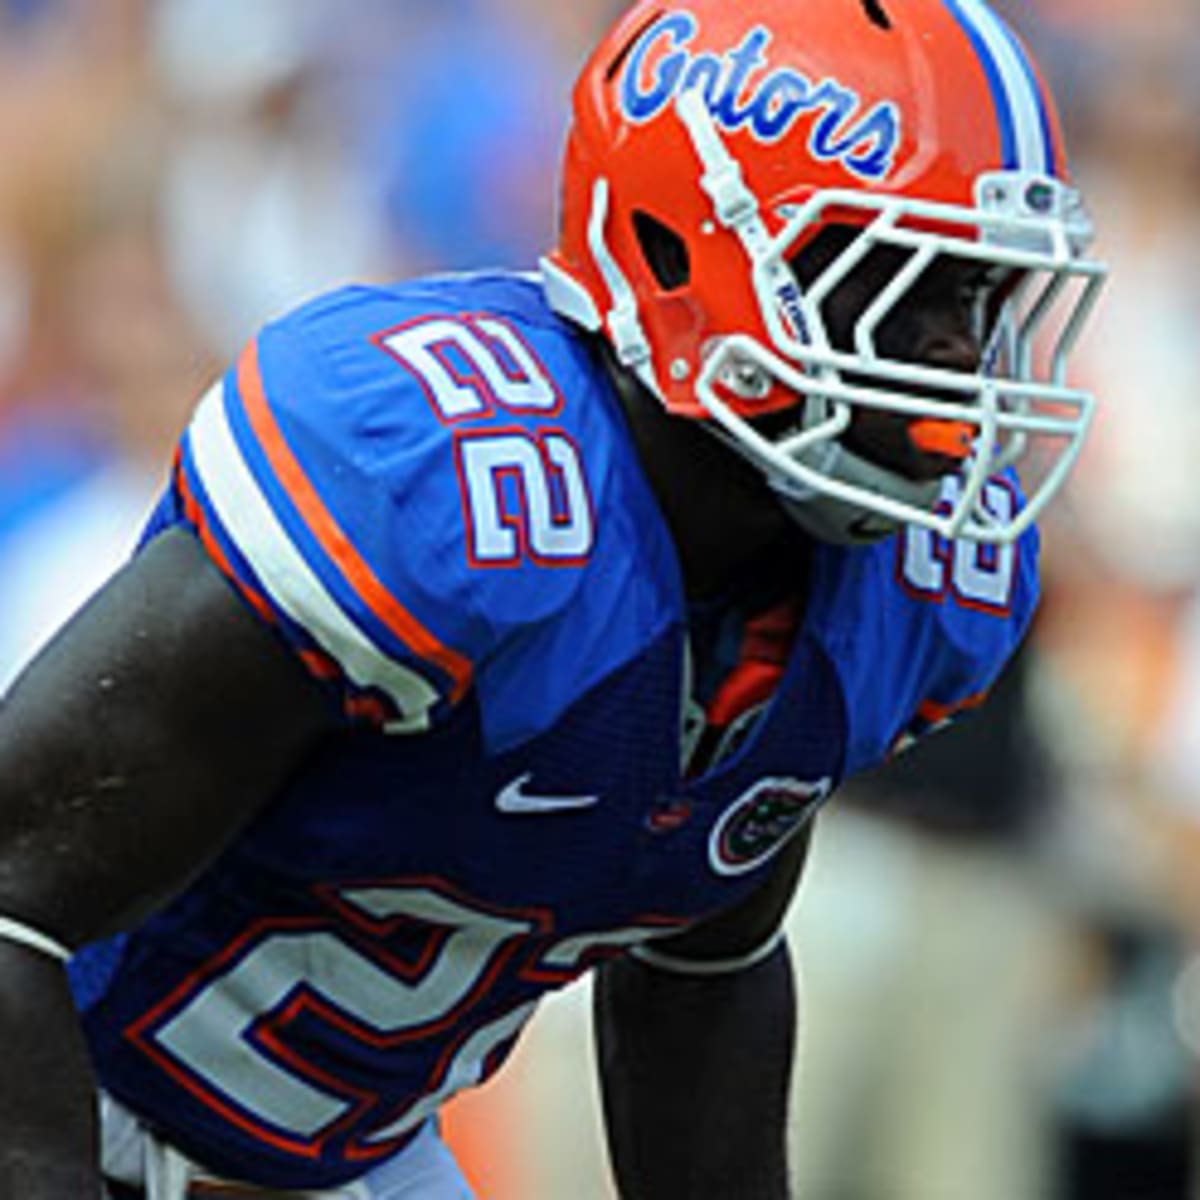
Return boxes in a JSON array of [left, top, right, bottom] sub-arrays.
[[595, 943, 797, 1200], [0, 527, 333, 1198], [594, 828, 810, 1200]]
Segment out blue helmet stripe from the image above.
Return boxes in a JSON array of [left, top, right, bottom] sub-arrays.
[[992, 12, 1061, 176], [942, 0, 1055, 176]]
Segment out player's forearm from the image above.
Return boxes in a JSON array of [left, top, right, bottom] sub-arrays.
[[0, 946, 103, 1198], [595, 943, 796, 1200]]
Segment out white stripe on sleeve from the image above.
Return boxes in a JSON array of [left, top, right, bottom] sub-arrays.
[[189, 384, 439, 732]]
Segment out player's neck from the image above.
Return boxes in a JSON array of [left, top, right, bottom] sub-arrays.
[[601, 347, 811, 603]]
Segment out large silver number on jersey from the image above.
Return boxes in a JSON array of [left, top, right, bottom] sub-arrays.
[[457, 432, 594, 566], [901, 480, 1019, 612], [379, 315, 561, 420], [377, 313, 593, 567], [145, 886, 660, 1154], [152, 889, 533, 1149]]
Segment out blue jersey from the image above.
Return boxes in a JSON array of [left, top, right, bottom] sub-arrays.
[[68, 272, 1038, 1190]]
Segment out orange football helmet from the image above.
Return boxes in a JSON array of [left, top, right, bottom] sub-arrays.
[[542, 0, 1106, 544]]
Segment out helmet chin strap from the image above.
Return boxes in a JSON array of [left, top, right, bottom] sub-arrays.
[[769, 441, 941, 545]]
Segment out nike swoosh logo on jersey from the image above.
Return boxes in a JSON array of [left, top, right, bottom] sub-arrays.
[[495, 773, 600, 815]]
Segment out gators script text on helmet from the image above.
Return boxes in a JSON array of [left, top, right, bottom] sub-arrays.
[[541, 0, 1106, 545]]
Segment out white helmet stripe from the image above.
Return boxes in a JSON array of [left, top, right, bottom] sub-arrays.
[[943, 0, 1056, 176]]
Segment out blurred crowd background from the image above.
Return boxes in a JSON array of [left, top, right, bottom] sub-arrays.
[[0, 1, 1197, 1197]]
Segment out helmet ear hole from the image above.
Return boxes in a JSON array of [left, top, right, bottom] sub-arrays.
[[633, 211, 691, 291], [862, 0, 893, 31]]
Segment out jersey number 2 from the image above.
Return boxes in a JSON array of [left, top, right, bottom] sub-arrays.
[[129, 883, 658, 1160], [379, 315, 595, 567]]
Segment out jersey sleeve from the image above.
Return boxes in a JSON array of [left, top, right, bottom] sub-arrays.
[[158, 302, 478, 733]]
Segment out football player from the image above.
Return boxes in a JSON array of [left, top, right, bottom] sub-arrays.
[[0, 1, 1104, 1197]]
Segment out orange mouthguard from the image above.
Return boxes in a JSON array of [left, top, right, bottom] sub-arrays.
[[907, 418, 974, 460]]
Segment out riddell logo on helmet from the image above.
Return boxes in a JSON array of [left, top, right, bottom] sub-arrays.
[[619, 12, 901, 181]]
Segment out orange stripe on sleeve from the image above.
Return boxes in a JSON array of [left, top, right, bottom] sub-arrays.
[[298, 649, 343, 681], [236, 340, 473, 703], [344, 695, 393, 725], [915, 688, 989, 725], [176, 457, 277, 627]]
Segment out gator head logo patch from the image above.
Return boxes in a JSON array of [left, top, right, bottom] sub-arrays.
[[709, 776, 832, 876]]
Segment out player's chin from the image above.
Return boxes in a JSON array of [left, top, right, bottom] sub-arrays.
[[844, 413, 964, 483], [896, 446, 965, 482]]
